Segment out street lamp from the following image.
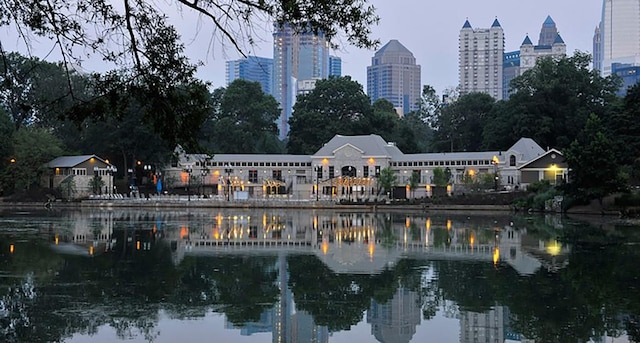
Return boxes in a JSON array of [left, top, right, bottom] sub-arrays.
[[224, 164, 233, 201], [184, 165, 193, 201], [201, 168, 208, 198], [492, 156, 499, 191]]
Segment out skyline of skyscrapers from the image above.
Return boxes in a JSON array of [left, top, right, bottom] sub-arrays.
[[458, 18, 505, 100], [220, 2, 640, 141], [366, 39, 421, 116]]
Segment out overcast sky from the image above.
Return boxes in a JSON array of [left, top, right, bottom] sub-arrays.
[[1, 0, 603, 94]]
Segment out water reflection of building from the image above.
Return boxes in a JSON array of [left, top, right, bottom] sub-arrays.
[[44, 209, 572, 279], [459, 306, 505, 343], [367, 287, 422, 343], [225, 253, 329, 343]]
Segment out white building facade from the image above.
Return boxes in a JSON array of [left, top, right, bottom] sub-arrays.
[[162, 135, 565, 201]]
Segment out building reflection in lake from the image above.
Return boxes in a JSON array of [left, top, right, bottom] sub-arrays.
[[43, 209, 579, 343]]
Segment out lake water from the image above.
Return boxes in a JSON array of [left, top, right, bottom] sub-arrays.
[[0, 207, 638, 343]]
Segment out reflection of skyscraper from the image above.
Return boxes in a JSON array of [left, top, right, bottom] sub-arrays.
[[459, 306, 505, 343], [367, 287, 421, 343], [273, 25, 330, 139]]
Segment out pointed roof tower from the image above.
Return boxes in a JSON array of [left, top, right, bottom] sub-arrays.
[[538, 15, 559, 46], [462, 19, 472, 29], [491, 18, 501, 28], [521, 35, 533, 46], [543, 15, 556, 27], [553, 34, 565, 44]]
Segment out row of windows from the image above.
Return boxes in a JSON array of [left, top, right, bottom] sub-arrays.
[[192, 161, 312, 168], [391, 160, 495, 167]]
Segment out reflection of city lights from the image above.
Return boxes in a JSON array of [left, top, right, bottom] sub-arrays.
[[493, 247, 500, 265], [55, 236, 59, 245], [89, 246, 94, 256], [10, 244, 14, 254], [313, 216, 318, 230], [368, 243, 375, 260], [426, 218, 431, 230], [546, 240, 562, 256], [180, 226, 189, 239], [136, 241, 141, 250], [446, 219, 451, 230], [470, 235, 475, 247], [213, 228, 220, 240], [405, 217, 410, 228], [321, 240, 329, 255]]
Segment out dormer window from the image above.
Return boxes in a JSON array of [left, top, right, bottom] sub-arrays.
[[509, 155, 516, 166]]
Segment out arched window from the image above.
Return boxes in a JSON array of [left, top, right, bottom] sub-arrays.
[[509, 155, 516, 166]]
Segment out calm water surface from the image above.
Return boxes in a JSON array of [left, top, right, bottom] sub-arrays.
[[0, 208, 639, 343]]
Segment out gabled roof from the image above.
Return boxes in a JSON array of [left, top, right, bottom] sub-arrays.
[[517, 148, 564, 170], [47, 155, 109, 168], [462, 19, 472, 29], [521, 35, 533, 46], [313, 134, 403, 158], [553, 34, 565, 44], [491, 18, 501, 28], [375, 39, 412, 56], [507, 138, 545, 162]]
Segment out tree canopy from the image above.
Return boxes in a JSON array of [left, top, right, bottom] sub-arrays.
[[200, 79, 282, 154], [1, 0, 380, 150]]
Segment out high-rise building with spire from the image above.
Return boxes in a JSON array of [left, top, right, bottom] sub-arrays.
[[600, 0, 640, 76], [459, 18, 505, 100], [367, 39, 421, 116], [502, 16, 566, 99], [593, 23, 603, 72], [538, 15, 559, 46], [273, 24, 330, 140]]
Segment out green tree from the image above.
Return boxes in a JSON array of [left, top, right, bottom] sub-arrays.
[[201, 79, 280, 154], [432, 92, 495, 152], [0, 52, 93, 131], [498, 52, 620, 150], [607, 83, 640, 184], [287, 76, 373, 154], [409, 171, 420, 198], [564, 113, 626, 203], [377, 167, 397, 197], [396, 111, 432, 153], [432, 167, 451, 187], [11, 127, 65, 191], [89, 175, 105, 195]]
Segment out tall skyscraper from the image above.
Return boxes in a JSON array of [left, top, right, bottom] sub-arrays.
[[273, 24, 330, 140], [600, 0, 640, 76], [458, 19, 505, 100], [593, 23, 603, 72], [366, 39, 421, 116], [225, 56, 273, 95], [502, 16, 566, 99], [329, 55, 342, 77]]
